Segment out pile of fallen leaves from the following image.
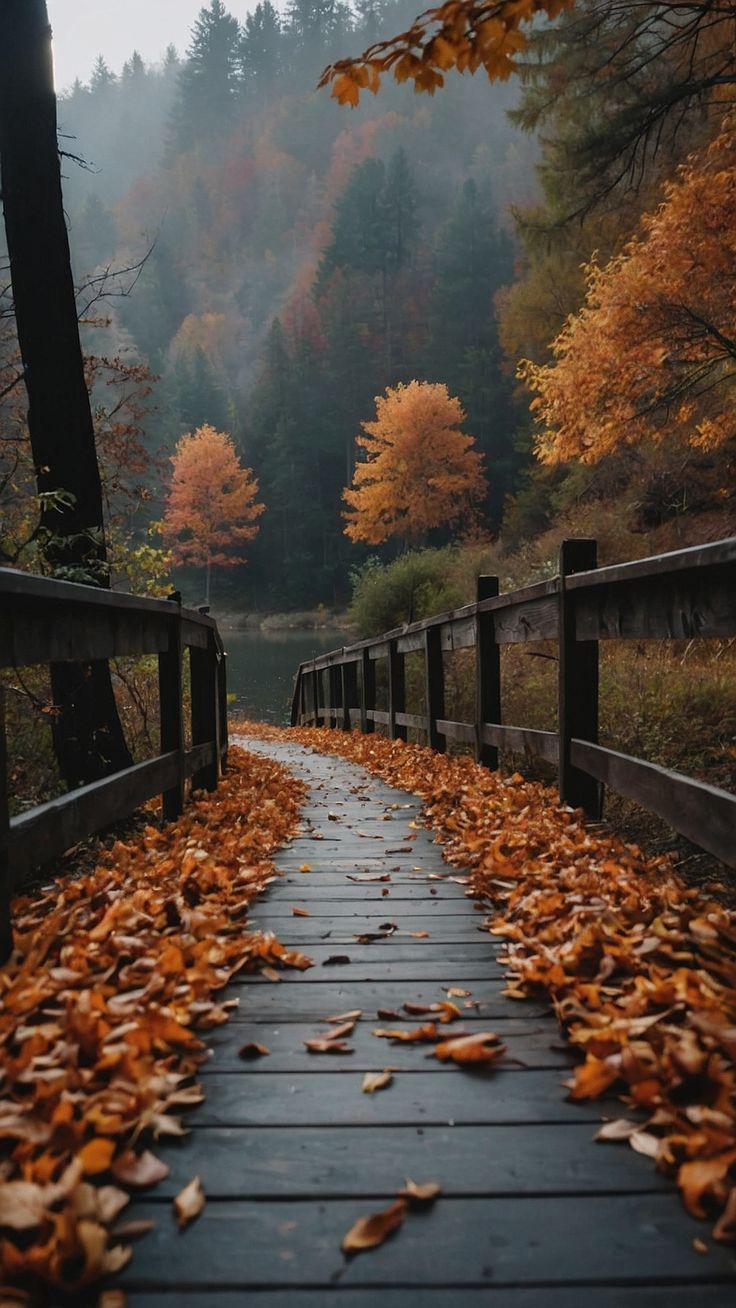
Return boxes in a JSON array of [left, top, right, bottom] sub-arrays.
[[241, 722, 736, 1244], [0, 746, 310, 1298]]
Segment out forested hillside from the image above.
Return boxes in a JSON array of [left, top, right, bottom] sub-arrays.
[[49, 0, 532, 608]]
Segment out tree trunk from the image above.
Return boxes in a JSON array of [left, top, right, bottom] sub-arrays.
[[0, 0, 132, 785]]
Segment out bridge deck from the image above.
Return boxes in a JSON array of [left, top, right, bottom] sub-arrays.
[[122, 737, 736, 1306]]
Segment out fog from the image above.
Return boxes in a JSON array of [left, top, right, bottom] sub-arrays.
[[48, 0, 227, 89]]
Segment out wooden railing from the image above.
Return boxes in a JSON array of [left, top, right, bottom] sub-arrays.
[[291, 536, 736, 870], [0, 568, 228, 958]]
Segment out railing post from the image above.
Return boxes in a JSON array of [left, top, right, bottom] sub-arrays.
[[476, 575, 500, 768], [159, 594, 185, 822], [424, 626, 445, 752], [388, 639, 407, 741], [191, 620, 219, 793], [0, 689, 13, 963], [311, 660, 320, 726], [559, 539, 602, 817], [328, 663, 341, 729], [361, 648, 375, 734], [342, 660, 357, 731], [217, 642, 228, 770]]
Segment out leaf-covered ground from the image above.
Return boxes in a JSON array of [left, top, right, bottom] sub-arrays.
[[0, 746, 310, 1300], [241, 722, 736, 1245]]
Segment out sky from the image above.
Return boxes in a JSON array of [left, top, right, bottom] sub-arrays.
[[47, 0, 251, 91]]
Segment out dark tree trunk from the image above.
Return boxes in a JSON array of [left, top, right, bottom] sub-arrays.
[[0, 0, 132, 784]]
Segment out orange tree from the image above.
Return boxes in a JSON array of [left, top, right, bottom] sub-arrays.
[[163, 424, 264, 603], [343, 380, 487, 547], [519, 119, 736, 464]]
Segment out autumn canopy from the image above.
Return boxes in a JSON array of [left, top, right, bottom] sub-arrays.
[[343, 380, 487, 546]]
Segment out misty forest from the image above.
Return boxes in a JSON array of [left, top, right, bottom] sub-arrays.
[[1, 1, 736, 1301]]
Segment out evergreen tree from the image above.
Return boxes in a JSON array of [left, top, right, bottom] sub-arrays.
[[239, 2, 282, 104], [89, 55, 117, 95], [122, 50, 146, 84], [174, 346, 232, 434], [427, 179, 516, 523], [168, 1, 241, 152]]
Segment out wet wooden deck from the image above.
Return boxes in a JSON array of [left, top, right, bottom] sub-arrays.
[[122, 737, 736, 1306]]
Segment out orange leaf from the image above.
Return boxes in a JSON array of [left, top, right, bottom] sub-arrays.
[[173, 1176, 205, 1229], [341, 1198, 407, 1254], [362, 1069, 394, 1094], [78, 1137, 116, 1175], [434, 1031, 507, 1064]]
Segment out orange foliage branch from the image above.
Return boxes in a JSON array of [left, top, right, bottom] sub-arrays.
[[163, 424, 264, 570]]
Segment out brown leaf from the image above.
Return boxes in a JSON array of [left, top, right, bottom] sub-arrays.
[[377, 1008, 403, 1020], [362, 1069, 394, 1094], [372, 1023, 439, 1043], [629, 1131, 661, 1159], [341, 1198, 407, 1254], [322, 1020, 357, 1039], [445, 987, 471, 998], [434, 1031, 507, 1064], [238, 1042, 270, 1060], [292, 907, 311, 917], [304, 1038, 353, 1053], [398, 1178, 441, 1203], [111, 1149, 170, 1188], [322, 954, 351, 966], [408, 931, 429, 938], [0, 1181, 49, 1231], [713, 1187, 736, 1243], [595, 1119, 639, 1142], [173, 1176, 205, 1229], [299, 863, 312, 872], [325, 1009, 363, 1023]]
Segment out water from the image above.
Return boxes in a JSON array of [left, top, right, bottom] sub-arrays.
[[222, 628, 350, 725]]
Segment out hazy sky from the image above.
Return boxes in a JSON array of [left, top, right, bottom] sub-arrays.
[[48, 1, 252, 91]]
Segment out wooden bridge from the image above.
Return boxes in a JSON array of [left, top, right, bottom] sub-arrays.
[[2, 537, 736, 1302]]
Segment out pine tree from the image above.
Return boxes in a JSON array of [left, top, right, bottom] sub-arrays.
[[239, 2, 282, 104], [89, 55, 117, 95], [168, 1, 241, 152]]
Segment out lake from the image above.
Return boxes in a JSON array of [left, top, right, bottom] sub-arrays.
[[221, 628, 350, 725]]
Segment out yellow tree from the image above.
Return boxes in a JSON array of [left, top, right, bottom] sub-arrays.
[[343, 380, 487, 547], [519, 119, 736, 463], [164, 424, 264, 603]]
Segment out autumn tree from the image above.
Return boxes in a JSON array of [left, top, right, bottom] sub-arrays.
[[164, 425, 264, 603], [520, 119, 736, 464], [343, 380, 487, 547]]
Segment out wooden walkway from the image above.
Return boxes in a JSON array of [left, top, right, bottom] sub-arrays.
[[122, 737, 736, 1306]]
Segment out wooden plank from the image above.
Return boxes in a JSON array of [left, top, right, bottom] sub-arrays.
[[436, 719, 475, 744], [574, 566, 736, 641], [395, 711, 428, 731], [184, 741, 216, 779], [136, 1122, 660, 1198], [119, 1195, 736, 1287], [8, 753, 180, 887], [360, 648, 375, 735], [566, 535, 736, 589], [571, 740, 736, 867], [260, 941, 497, 965], [125, 1289, 736, 1308], [241, 960, 501, 984], [211, 982, 549, 1022], [248, 916, 491, 943], [559, 539, 601, 817], [204, 1026, 566, 1072], [482, 724, 558, 763], [246, 898, 473, 918], [189, 1070, 603, 1127], [396, 630, 426, 655], [366, 710, 390, 725], [0, 564, 215, 621], [0, 602, 170, 668], [440, 615, 476, 651], [491, 593, 559, 644]]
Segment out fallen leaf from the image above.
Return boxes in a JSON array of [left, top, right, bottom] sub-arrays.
[[299, 863, 312, 872], [110, 1218, 156, 1240], [238, 1042, 270, 1060], [408, 931, 429, 939], [398, 1178, 441, 1203], [629, 1131, 661, 1159], [692, 1237, 709, 1254], [372, 1023, 439, 1043], [713, 1187, 736, 1243], [261, 966, 282, 982], [78, 1137, 116, 1176], [304, 1038, 353, 1053], [173, 1177, 205, 1229], [362, 1070, 394, 1093], [595, 1119, 639, 1142], [376, 1008, 403, 1020], [322, 955, 351, 966], [434, 1032, 507, 1064], [445, 987, 471, 998], [292, 907, 311, 917], [111, 1150, 170, 1188], [325, 1009, 363, 1023], [341, 1198, 407, 1254]]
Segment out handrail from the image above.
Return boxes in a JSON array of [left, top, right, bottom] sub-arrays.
[[0, 569, 229, 959], [289, 536, 736, 871]]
